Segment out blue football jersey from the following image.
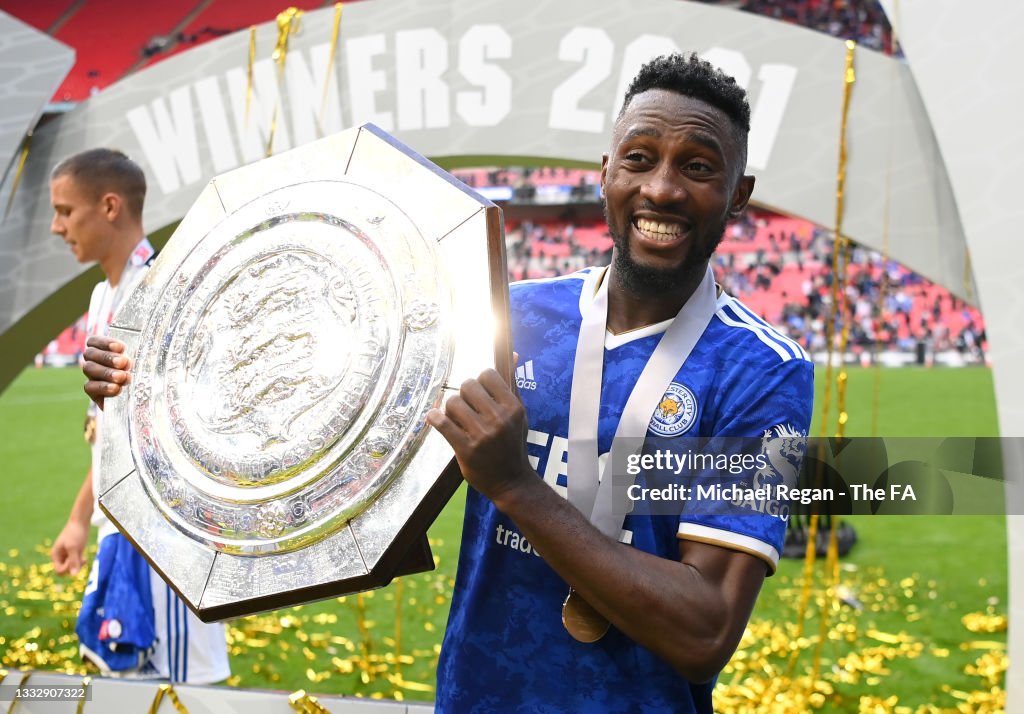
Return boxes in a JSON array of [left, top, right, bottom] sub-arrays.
[[78, 533, 156, 673], [437, 268, 814, 713]]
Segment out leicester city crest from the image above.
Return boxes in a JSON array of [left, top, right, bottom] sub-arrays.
[[649, 382, 698, 436]]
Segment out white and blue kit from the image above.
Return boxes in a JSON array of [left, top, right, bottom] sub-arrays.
[[79, 239, 230, 684], [436, 267, 813, 712]]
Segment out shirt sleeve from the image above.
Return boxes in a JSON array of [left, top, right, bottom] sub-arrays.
[[676, 357, 814, 573]]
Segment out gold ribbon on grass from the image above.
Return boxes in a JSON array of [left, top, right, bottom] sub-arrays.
[[288, 689, 331, 713]]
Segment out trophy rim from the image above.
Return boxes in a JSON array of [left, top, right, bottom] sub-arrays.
[[98, 123, 511, 620]]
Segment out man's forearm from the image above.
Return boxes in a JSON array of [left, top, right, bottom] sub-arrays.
[[492, 471, 763, 682], [66, 468, 95, 526]]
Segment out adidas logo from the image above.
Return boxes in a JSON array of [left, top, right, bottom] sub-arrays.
[[515, 360, 538, 391]]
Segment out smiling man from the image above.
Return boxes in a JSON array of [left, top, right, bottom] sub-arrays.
[[81, 55, 814, 710], [426, 53, 814, 711]]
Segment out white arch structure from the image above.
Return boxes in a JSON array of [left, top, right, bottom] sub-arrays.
[[0, 0, 1018, 706]]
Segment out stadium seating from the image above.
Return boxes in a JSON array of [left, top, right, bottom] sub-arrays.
[[4, 0, 337, 102], [50, 0, 196, 101], [137, 0, 330, 70], [2, 0, 78, 34], [12, 0, 977, 360], [7, 0, 895, 102]]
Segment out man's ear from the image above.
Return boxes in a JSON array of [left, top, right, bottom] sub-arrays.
[[599, 153, 610, 194], [728, 175, 755, 218], [100, 192, 123, 222]]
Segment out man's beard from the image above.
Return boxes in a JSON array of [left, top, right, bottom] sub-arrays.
[[604, 205, 726, 296]]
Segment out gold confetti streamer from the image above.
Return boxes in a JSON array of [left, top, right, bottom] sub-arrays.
[[355, 592, 374, 684], [1, 539, 1003, 708], [961, 611, 1008, 634], [818, 39, 858, 440], [266, 7, 304, 156], [786, 42, 858, 706], [288, 689, 331, 713], [810, 519, 841, 683], [960, 640, 1007, 651], [386, 672, 434, 693], [962, 247, 975, 305], [826, 40, 858, 441], [75, 676, 91, 714], [147, 683, 189, 714], [319, 3, 344, 132], [245, 26, 256, 125], [393, 578, 404, 677], [869, 43, 901, 437], [5, 670, 29, 714], [272, 7, 303, 73], [3, 133, 33, 220]]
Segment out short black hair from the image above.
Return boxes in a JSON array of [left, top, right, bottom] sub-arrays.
[[51, 148, 146, 221], [619, 52, 751, 168]]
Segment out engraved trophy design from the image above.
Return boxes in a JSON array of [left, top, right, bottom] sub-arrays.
[[97, 124, 510, 621]]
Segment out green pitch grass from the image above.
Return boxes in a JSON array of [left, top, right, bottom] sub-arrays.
[[0, 366, 1007, 710]]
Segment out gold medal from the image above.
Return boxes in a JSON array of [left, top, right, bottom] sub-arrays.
[[561, 588, 610, 643]]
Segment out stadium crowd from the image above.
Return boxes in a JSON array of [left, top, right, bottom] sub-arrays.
[[504, 219, 610, 283], [699, 0, 896, 53], [39, 205, 985, 366], [30, 0, 962, 366], [501, 209, 987, 362]]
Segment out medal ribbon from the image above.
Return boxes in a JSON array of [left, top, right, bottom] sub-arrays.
[[90, 238, 155, 338], [567, 265, 718, 539]]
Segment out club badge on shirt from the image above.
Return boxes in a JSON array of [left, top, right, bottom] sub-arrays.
[[648, 382, 698, 436]]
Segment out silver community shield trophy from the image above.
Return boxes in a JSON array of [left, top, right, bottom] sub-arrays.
[[98, 124, 511, 622]]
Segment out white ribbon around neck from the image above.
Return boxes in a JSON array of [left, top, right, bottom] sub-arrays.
[[566, 264, 719, 539]]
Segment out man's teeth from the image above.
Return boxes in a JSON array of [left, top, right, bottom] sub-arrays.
[[635, 218, 683, 240]]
